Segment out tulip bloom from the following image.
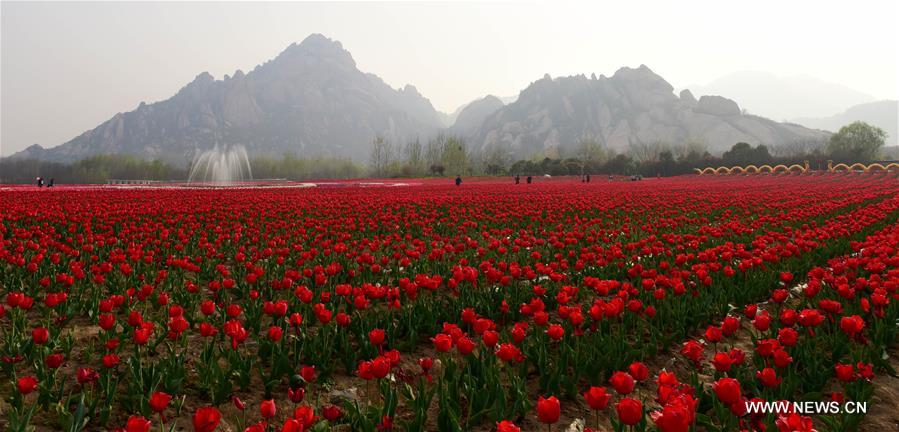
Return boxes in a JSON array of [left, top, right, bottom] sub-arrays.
[[322, 405, 342, 421], [368, 328, 386, 346], [125, 416, 152, 432], [583, 386, 612, 410], [32, 327, 49, 345], [17, 376, 38, 395], [609, 371, 635, 395], [712, 378, 742, 405], [536, 396, 560, 426], [616, 397, 643, 426], [839, 315, 865, 336], [545, 324, 564, 341], [627, 362, 649, 381], [260, 399, 276, 418], [192, 407, 221, 432], [756, 367, 782, 388], [496, 420, 521, 432], [149, 391, 171, 413]]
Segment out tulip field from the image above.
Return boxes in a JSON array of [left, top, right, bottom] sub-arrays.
[[2, 175, 899, 432]]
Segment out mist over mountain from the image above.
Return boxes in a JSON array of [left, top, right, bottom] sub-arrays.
[[12, 35, 833, 164], [792, 100, 898, 146], [15, 34, 444, 164], [688, 71, 876, 121], [466, 67, 829, 157], [449, 95, 505, 134]]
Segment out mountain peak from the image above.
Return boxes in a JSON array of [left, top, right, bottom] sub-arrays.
[[298, 33, 344, 50], [15, 33, 443, 163], [274, 34, 355, 69]]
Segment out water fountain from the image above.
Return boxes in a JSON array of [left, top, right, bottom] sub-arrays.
[[187, 144, 253, 184]]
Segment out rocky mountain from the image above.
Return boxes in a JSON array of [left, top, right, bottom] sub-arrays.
[[793, 100, 898, 146], [688, 71, 876, 121], [12, 36, 836, 164], [449, 95, 505, 134], [466, 66, 830, 158], [15, 34, 444, 163]]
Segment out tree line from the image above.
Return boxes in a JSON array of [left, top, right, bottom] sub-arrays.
[[1, 121, 890, 184], [368, 120, 892, 178]]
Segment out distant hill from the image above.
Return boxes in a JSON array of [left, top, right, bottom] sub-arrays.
[[688, 71, 876, 121], [13, 34, 444, 164], [465, 66, 829, 158], [449, 95, 505, 134], [793, 100, 898, 146]]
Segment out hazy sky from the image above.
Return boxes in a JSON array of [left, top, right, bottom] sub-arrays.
[[2, 0, 897, 156]]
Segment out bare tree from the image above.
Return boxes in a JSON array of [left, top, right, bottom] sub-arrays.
[[629, 140, 665, 163], [369, 136, 393, 177], [576, 138, 605, 170]]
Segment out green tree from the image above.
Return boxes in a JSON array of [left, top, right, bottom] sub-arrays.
[[722, 142, 771, 166], [440, 136, 469, 175], [826, 121, 886, 163], [576, 138, 605, 173]]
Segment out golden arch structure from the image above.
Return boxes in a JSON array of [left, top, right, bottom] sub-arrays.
[[695, 161, 810, 175], [826, 160, 899, 173], [696, 160, 899, 175]]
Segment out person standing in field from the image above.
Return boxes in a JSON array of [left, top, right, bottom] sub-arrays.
[[526, 176, 532, 184], [515, 174, 520, 184], [455, 175, 462, 186]]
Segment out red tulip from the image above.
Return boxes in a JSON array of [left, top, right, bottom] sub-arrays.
[[193, 407, 221, 432], [756, 367, 782, 388], [456, 336, 476, 355], [583, 386, 612, 410], [839, 315, 865, 336], [433, 333, 453, 352], [77, 367, 99, 385], [778, 327, 799, 347], [419, 357, 434, 373], [496, 420, 521, 432], [616, 397, 643, 426], [32, 327, 49, 345], [368, 328, 386, 346], [655, 393, 697, 432], [267, 326, 284, 342], [103, 353, 121, 368], [322, 405, 342, 421], [627, 362, 649, 381], [125, 415, 152, 432], [149, 391, 172, 413], [536, 396, 560, 425], [545, 324, 564, 341], [835, 363, 855, 382], [260, 399, 276, 418], [288, 387, 305, 403], [17, 376, 38, 394], [712, 378, 742, 405], [495, 343, 523, 363], [232, 395, 246, 411], [609, 371, 635, 395], [45, 353, 65, 369]]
